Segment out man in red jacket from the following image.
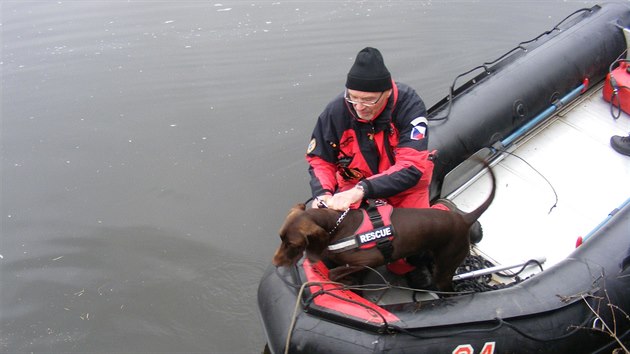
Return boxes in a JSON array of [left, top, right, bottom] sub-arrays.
[[306, 47, 480, 279], [307, 47, 435, 211]]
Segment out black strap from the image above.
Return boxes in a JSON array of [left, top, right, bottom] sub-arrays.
[[363, 199, 393, 262], [365, 199, 385, 228], [382, 127, 396, 166], [376, 238, 394, 263], [383, 83, 398, 166]]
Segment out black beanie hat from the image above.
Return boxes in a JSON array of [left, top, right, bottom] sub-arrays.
[[345, 47, 392, 92]]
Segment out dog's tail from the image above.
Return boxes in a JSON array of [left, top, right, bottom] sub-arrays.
[[462, 159, 496, 226]]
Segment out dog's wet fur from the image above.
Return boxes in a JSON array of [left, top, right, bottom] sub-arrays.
[[273, 162, 496, 292]]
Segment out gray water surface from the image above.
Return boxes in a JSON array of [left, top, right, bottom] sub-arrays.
[[1, 1, 598, 352]]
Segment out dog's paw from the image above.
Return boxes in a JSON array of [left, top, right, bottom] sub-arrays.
[[405, 266, 433, 290], [469, 221, 483, 244]]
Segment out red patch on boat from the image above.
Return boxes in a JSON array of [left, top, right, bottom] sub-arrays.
[[301, 258, 400, 325]]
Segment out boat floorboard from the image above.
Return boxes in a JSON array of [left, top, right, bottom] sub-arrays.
[[450, 83, 630, 274], [359, 84, 629, 306]]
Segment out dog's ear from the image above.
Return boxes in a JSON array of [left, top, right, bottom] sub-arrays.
[[278, 204, 306, 237], [302, 217, 330, 263]]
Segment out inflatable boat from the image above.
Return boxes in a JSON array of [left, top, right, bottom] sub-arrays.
[[258, 3, 630, 353]]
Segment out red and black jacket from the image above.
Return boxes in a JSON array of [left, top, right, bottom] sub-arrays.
[[306, 81, 431, 200]]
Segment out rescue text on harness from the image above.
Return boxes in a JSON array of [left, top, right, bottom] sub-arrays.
[[327, 225, 395, 253], [327, 202, 395, 263]]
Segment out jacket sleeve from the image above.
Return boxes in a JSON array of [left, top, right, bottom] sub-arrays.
[[362, 85, 430, 198], [307, 155, 337, 197], [305, 101, 342, 197]]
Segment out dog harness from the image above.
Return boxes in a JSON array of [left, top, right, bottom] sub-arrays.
[[327, 200, 396, 262]]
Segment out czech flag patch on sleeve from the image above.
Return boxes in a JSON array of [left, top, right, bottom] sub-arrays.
[[307, 138, 317, 154], [410, 117, 427, 140]]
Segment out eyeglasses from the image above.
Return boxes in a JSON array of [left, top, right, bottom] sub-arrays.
[[344, 90, 385, 107]]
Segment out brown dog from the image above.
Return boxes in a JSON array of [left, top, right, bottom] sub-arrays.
[[273, 163, 496, 292]]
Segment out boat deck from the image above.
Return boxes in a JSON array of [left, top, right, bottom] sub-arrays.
[[361, 82, 630, 305], [451, 82, 630, 276]]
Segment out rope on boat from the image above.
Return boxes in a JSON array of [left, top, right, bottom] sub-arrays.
[[279, 256, 611, 354], [492, 148, 558, 214], [453, 254, 543, 293], [389, 315, 594, 342], [284, 279, 399, 354], [429, 7, 593, 122], [282, 272, 477, 353], [281, 254, 544, 352], [278, 257, 484, 352], [284, 280, 343, 354]]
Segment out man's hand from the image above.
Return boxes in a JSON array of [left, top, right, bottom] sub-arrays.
[[326, 185, 365, 211], [310, 195, 332, 209]]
